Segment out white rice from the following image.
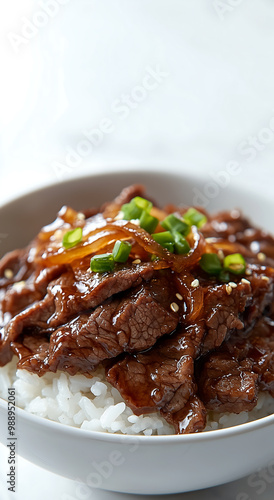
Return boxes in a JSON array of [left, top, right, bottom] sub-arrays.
[[1, 357, 274, 435]]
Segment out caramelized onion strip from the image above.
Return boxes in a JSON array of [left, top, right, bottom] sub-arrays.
[[36, 220, 206, 273]]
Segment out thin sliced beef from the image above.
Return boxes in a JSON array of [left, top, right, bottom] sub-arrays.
[[48, 272, 180, 375], [106, 325, 200, 418], [10, 271, 181, 376], [0, 262, 155, 366], [162, 396, 207, 434], [200, 270, 274, 353], [197, 317, 274, 413]]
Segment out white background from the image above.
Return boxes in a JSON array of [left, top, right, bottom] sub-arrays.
[[0, 1, 274, 499]]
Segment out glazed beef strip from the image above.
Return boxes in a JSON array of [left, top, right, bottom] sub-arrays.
[[197, 316, 274, 413], [12, 270, 181, 375]]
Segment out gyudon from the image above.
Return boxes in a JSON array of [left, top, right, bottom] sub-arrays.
[[1, 185, 274, 434]]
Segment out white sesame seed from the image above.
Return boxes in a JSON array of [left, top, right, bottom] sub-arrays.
[[257, 252, 266, 262], [54, 229, 63, 240], [170, 302, 179, 313], [241, 278, 250, 285], [114, 211, 124, 221], [245, 269, 252, 276], [225, 284, 232, 295], [132, 259, 141, 264], [4, 269, 13, 279], [13, 281, 26, 291], [130, 219, 140, 226], [261, 276, 270, 282], [191, 279, 200, 288], [205, 237, 216, 244], [77, 212, 85, 221], [228, 282, 237, 288], [176, 293, 183, 301], [218, 250, 225, 261]]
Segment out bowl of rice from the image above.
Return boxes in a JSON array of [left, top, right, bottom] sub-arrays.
[[0, 168, 274, 495]]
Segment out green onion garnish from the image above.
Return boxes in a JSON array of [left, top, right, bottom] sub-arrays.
[[223, 253, 246, 275], [140, 211, 159, 233], [62, 227, 83, 249], [183, 208, 207, 228], [152, 231, 175, 252], [173, 231, 190, 254], [90, 253, 115, 273], [112, 240, 132, 263], [133, 196, 153, 212], [121, 201, 142, 220], [219, 270, 230, 283], [152, 231, 173, 245], [161, 214, 190, 235], [200, 253, 222, 275], [121, 196, 152, 220]]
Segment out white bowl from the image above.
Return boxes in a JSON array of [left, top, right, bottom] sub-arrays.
[[0, 169, 274, 495]]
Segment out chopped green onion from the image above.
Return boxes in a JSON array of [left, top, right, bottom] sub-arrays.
[[133, 196, 153, 212], [161, 214, 190, 235], [163, 242, 174, 252], [62, 227, 83, 249], [183, 208, 207, 228], [112, 240, 132, 263], [121, 197, 152, 220], [223, 253, 246, 275], [121, 201, 142, 220], [152, 231, 174, 252], [152, 231, 173, 245], [140, 211, 159, 233], [219, 270, 230, 283], [90, 253, 115, 273], [173, 231, 190, 254], [200, 253, 222, 275]]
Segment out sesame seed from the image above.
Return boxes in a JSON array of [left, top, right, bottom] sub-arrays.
[[218, 250, 225, 261], [132, 259, 141, 264], [4, 269, 13, 279], [176, 293, 183, 301], [205, 237, 216, 244], [77, 212, 85, 221], [245, 269, 252, 276], [241, 278, 250, 285], [13, 281, 26, 291], [130, 219, 140, 226], [170, 302, 179, 313], [257, 252, 266, 262], [114, 211, 124, 221], [191, 279, 200, 288], [225, 284, 232, 295], [54, 229, 63, 240], [228, 282, 237, 288], [261, 276, 270, 282]]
